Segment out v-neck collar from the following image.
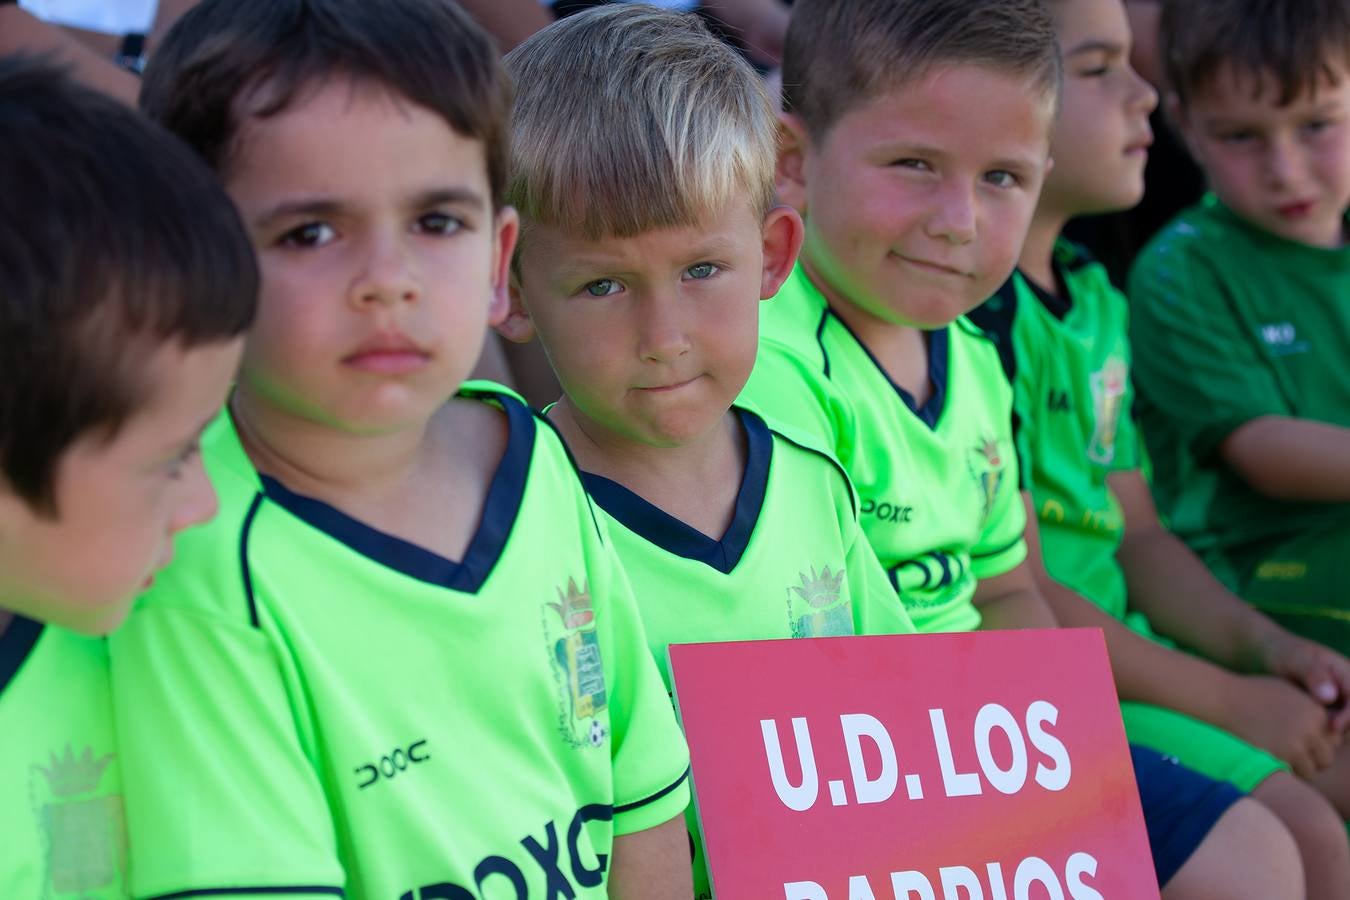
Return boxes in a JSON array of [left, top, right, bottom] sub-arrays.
[[583, 407, 772, 574]]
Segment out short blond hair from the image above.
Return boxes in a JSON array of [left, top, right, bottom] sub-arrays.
[[504, 5, 777, 240]]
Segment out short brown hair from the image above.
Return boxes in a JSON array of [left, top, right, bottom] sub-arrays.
[[1162, 0, 1350, 108], [784, 0, 1062, 139], [141, 0, 513, 207], [0, 58, 256, 514], [505, 5, 777, 240]]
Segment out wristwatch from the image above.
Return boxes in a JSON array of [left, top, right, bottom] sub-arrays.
[[115, 32, 146, 75]]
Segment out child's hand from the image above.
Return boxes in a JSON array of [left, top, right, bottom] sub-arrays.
[[1261, 632, 1350, 732], [1221, 674, 1341, 778]]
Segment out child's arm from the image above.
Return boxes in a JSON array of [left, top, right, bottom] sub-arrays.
[[1022, 490, 1341, 777], [1220, 417, 1350, 502], [608, 816, 695, 900], [1111, 469, 1350, 722], [972, 561, 1059, 630]]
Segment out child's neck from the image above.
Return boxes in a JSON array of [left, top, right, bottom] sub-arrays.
[[231, 385, 505, 562], [1019, 211, 1069, 297], [802, 261, 932, 404], [550, 400, 745, 539]]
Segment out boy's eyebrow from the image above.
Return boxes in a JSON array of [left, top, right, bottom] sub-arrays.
[[1064, 40, 1125, 58], [254, 187, 487, 229]]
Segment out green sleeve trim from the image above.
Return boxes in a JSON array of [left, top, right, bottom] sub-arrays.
[[613, 766, 690, 815], [145, 887, 344, 899]]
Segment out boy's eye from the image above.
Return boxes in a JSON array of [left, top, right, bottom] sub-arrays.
[[1303, 118, 1333, 136], [583, 279, 622, 297], [279, 222, 336, 248], [984, 170, 1019, 188], [685, 262, 719, 280], [893, 158, 931, 172], [166, 441, 201, 480], [416, 212, 463, 235], [1218, 130, 1257, 145]]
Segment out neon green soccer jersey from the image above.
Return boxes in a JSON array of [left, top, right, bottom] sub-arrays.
[[968, 242, 1151, 636], [0, 619, 127, 898], [582, 405, 916, 898], [740, 264, 1027, 634], [108, 386, 691, 900], [1129, 195, 1350, 564]]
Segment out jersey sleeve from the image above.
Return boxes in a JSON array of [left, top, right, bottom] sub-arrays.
[[740, 335, 856, 469], [847, 527, 917, 636], [1129, 246, 1291, 459], [110, 578, 344, 897], [594, 524, 692, 835]]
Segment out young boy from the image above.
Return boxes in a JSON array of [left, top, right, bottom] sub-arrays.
[[741, 0, 1308, 894], [1129, 0, 1350, 655], [499, 8, 916, 895], [968, 0, 1350, 893], [105, 1, 694, 897], [0, 58, 254, 896]]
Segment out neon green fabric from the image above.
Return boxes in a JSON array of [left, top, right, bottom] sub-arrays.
[[970, 244, 1153, 638], [1121, 703, 1284, 793], [0, 621, 127, 898], [584, 405, 915, 898], [109, 386, 691, 900], [740, 263, 1027, 634]]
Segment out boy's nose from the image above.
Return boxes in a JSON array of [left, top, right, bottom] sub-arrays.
[[637, 294, 693, 364], [1264, 136, 1305, 187], [351, 234, 420, 307], [1127, 66, 1159, 115], [171, 457, 220, 535], [925, 183, 977, 245]]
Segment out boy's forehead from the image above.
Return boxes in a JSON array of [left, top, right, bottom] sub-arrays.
[[223, 78, 490, 210], [521, 196, 763, 264], [827, 66, 1055, 153]]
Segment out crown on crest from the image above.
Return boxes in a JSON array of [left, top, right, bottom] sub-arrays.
[[38, 744, 113, 799], [549, 577, 595, 629], [792, 566, 844, 609]]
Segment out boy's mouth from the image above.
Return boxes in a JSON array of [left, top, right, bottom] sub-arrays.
[[895, 254, 971, 279], [1276, 200, 1316, 219], [343, 333, 431, 374]]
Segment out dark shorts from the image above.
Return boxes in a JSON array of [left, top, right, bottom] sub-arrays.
[[1132, 744, 1244, 887]]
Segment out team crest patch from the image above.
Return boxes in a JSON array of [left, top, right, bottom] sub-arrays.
[[545, 578, 609, 749], [967, 437, 1007, 520], [787, 566, 852, 637], [1087, 357, 1128, 464], [31, 744, 126, 897]]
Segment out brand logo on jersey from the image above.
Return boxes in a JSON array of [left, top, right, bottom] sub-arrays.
[[1047, 389, 1071, 413], [355, 739, 430, 790], [1087, 357, 1127, 464], [967, 437, 1007, 520], [861, 497, 914, 524], [545, 578, 609, 749], [31, 743, 125, 895], [890, 551, 967, 597], [398, 803, 612, 899], [787, 565, 852, 637], [1258, 322, 1310, 356]]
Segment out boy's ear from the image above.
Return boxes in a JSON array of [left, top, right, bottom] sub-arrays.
[[496, 268, 537, 344], [488, 206, 521, 329], [776, 112, 811, 214], [760, 204, 805, 300]]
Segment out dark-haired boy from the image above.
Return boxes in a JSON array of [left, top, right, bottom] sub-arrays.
[[741, 0, 1311, 893], [1130, 0, 1350, 656], [105, 1, 694, 897], [0, 57, 254, 896], [970, 0, 1350, 892]]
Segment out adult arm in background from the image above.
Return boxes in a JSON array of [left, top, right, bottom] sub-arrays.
[[0, 6, 138, 104]]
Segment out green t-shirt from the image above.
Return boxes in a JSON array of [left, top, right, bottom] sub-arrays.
[[583, 405, 916, 899], [740, 264, 1027, 634], [969, 242, 1154, 638], [0, 619, 127, 898], [1129, 194, 1350, 556], [109, 386, 691, 900]]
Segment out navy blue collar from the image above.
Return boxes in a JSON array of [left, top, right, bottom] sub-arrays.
[[830, 312, 951, 430], [0, 614, 43, 697], [582, 408, 772, 574], [259, 393, 535, 594]]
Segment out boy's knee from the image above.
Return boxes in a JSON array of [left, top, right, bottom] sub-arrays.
[[1253, 771, 1350, 861], [1165, 797, 1303, 900]]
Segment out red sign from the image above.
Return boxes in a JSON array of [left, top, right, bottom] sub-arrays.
[[668, 628, 1158, 900]]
